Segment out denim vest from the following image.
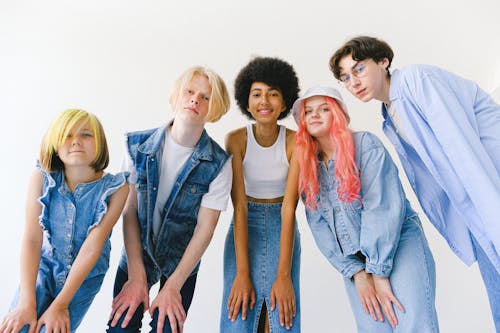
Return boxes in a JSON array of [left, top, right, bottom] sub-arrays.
[[120, 123, 229, 285], [37, 163, 128, 289]]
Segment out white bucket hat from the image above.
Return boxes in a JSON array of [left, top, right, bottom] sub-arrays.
[[291, 86, 349, 125]]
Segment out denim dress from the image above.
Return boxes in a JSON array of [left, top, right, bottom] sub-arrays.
[[10, 163, 128, 333], [304, 132, 439, 333]]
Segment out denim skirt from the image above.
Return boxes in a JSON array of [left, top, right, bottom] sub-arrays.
[[221, 201, 301, 333]]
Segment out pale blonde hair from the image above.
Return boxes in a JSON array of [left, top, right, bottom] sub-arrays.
[[169, 66, 230, 122]]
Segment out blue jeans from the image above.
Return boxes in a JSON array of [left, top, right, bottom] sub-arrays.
[[344, 217, 439, 332], [472, 235, 500, 332], [106, 267, 197, 333], [11, 274, 104, 333], [220, 202, 301, 333]]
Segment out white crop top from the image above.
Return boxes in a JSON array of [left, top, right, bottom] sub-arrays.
[[243, 124, 289, 199]]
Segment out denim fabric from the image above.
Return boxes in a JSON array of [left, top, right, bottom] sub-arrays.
[[118, 122, 229, 286], [304, 132, 422, 278], [344, 216, 439, 332], [10, 165, 128, 332], [472, 235, 500, 332], [220, 202, 301, 333], [382, 66, 500, 273], [302, 131, 439, 331], [12, 274, 104, 333], [106, 267, 197, 333]]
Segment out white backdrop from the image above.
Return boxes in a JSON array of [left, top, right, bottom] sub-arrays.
[[1, 1, 499, 332]]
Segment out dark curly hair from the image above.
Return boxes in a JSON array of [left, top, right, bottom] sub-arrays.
[[329, 36, 394, 80], [234, 57, 300, 120]]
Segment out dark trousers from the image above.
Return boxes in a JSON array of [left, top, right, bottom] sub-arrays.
[[106, 266, 197, 333]]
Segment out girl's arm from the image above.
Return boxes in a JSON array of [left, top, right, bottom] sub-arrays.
[[36, 183, 129, 333], [358, 133, 406, 328], [109, 185, 151, 328], [270, 133, 299, 330], [224, 130, 255, 322], [0, 170, 43, 333]]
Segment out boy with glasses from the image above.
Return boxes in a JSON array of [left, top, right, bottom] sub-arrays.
[[329, 35, 500, 331]]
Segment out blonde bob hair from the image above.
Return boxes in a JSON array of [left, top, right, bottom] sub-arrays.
[[169, 66, 230, 123], [39, 109, 109, 172]]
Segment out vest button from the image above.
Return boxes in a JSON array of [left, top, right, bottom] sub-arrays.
[[190, 187, 196, 193]]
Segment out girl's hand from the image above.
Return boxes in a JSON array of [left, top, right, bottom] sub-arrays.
[[372, 275, 405, 329], [0, 305, 37, 333], [35, 302, 70, 333], [270, 275, 296, 330], [150, 280, 186, 333], [353, 270, 384, 322], [227, 273, 256, 322]]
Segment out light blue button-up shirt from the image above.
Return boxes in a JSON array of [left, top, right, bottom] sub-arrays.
[[382, 65, 500, 273]]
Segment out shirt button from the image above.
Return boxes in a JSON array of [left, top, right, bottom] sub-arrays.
[[67, 219, 73, 224], [190, 187, 196, 193], [153, 187, 157, 191], [67, 264, 71, 270], [150, 157, 155, 162], [66, 233, 71, 238], [335, 207, 341, 213], [343, 235, 350, 240]]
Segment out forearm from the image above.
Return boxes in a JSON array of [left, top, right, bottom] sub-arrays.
[[276, 202, 295, 277], [233, 207, 250, 275], [122, 185, 147, 282], [52, 240, 104, 307], [18, 237, 42, 306], [166, 208, 220, 290], [123, 212, 147, 281]]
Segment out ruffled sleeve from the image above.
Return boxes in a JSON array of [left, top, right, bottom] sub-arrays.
[[36, 161, 57, 232], [88, 171, 129, 234]]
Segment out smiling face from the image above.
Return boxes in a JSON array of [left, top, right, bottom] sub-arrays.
[[303, 95, 333, 139], [176, 74, 212, 125], [338, 55, 390, 103], [57, 119, 97, 169], [247, 82, 286, 124]]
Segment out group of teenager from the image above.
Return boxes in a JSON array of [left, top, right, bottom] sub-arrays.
[[0, 35, 498, 333]]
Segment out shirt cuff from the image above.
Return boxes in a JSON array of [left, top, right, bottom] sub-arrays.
[[365, 262, 392, 278]]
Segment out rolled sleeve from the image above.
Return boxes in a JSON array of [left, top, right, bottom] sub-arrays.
[[358, 133, 405, 278]]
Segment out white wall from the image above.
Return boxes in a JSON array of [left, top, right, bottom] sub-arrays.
[[1, 1, 499, 332]]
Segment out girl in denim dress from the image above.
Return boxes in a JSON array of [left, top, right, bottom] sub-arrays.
[[292, 87, 439, 332], [221, 57, 301, 333], [0, 109, 129, 333]]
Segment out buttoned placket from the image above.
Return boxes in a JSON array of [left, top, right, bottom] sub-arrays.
[[56, 184, 76, 287], [321, 161, 355, 256]]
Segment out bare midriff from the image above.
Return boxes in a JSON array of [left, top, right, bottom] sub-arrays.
[[246, 195, 284, 203]]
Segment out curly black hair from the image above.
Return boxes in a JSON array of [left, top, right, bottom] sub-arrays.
[[234, 57, 300, 120]]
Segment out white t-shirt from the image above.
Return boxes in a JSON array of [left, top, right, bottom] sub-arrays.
[[121, 127, 232, 235], [387, 103, 413, 147]]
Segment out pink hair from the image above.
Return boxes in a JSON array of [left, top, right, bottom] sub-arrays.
[[296, 96, 361, 209]]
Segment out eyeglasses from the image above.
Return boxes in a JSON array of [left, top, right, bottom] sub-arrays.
[[339, 62, 367, 86]]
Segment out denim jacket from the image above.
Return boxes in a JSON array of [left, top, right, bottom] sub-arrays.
[[119, 122, 229, 285], [304, 132, 418, 279], [37, 163, 129, 289]]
